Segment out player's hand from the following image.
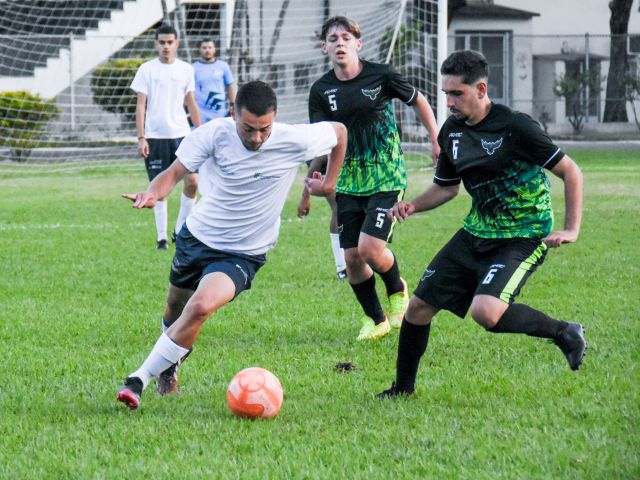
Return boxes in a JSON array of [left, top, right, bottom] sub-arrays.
[[304, 171, 334, 197], [122, 192, 157, 208], [388, 201, 415, 222], [543, 229, 579, 248], [138, 138, 149, 158], [297, 190, 311, 218]]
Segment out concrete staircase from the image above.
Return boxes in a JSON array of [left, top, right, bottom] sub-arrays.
[[0, 0, 176, 98]]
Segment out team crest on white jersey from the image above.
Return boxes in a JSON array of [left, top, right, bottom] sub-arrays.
[[481, 137, 503, 155], [361, 85, 381, 100]]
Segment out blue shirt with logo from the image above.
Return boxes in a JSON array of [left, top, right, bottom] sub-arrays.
[[193, 59, 234, 122]]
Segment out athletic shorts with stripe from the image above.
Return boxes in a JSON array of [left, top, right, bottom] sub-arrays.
[[169, 225, 265, 299], [145, 138, 183, 181], [336, 190, 404, 249], [414, 228, 548, 318]]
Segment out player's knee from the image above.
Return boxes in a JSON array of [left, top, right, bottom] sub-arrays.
[[185, 295, 216, 321], [470, 302, 500, 329], [405, 297, 435, 325]]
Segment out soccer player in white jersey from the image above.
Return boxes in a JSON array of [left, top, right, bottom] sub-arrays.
[[130, 24, 201, 250], [193, 39, 236, 123], [116, 81, 347, 410]]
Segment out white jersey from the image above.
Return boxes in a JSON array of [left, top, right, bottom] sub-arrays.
[[177, 118, 338, 255], [130, 58, 195, 138]]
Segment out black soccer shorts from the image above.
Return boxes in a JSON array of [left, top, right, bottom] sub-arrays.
[[169, 226, 265, 299], [414, 229, 548, 318], [336, 190, 404, 249], [145, 138, 183, 181]]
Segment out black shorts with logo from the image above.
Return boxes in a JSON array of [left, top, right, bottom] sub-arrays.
[[169, 226, 266, 299], [414, 229, 548, 318], [145, 138, 183, 181], [336, 190, 404, 249]]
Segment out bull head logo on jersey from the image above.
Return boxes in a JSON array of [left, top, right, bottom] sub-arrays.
[[481, 137, 503, 155], [361, 85, 382, 101]]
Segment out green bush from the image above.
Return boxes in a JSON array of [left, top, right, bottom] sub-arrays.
[[0, 90, 61, 162], [90, 58, 148, 122]]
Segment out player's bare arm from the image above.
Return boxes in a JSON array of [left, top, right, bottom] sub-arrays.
[[543, 155, 584, 248], [135, 92, 149, 158], [184, 92, 201, 128], [123, 160, 189, 208], [412, 92, 441, 164], [304, 122, 346, 197], [389, 183, 459, 222]]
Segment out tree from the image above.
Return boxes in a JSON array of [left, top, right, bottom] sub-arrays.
[[553, 69, 601, 135], [603, 0, 633, 122]]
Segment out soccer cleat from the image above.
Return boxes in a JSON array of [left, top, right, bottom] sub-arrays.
[[553, 322, 587, 370], [171, 230, 178, 243], [376, 382, 414, 399], [116, 377, 143, 410], [156, 239, 169, 250], [156, 363, 179, 395], [357, 316, 390, 341], [336, 269, 348, 280], [387, 277, 409, 328]]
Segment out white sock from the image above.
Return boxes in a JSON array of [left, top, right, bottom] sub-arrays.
[[330, 233, 346, 272], [129, 333, 190, 390], [154, 200, 168, 241], [175, 193, 196, 235]]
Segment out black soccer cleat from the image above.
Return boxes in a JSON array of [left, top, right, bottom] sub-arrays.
[[336, 269, 348, 280], [156, 239, 169, 250], [116, 377, 143, 410], [553, 322, 587, 371], [171, 230, 178, 243], [376, 382, 415, 399]]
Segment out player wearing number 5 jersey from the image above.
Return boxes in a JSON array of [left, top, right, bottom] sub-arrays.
[[307, 16, 440, 341], [378, 50, 586, 399]]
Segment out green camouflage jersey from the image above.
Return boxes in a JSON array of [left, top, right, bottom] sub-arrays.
[[435, 104, 564, 239], [308, 60, 417, 196]]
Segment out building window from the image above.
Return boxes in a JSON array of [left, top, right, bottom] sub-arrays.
[[454, 31, 510, 105]]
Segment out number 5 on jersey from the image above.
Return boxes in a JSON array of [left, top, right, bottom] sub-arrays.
[[328, 94, 337, 111]]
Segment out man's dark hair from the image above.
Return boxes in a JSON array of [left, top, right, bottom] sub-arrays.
[[235, 81, 277, 116], [155, 24, 178, 39], [199, 38, 215, 46], [320, 16, 361, 41], [440, 50, 489, 85]]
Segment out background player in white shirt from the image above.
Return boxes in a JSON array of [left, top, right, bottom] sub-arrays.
[[116, 81, 347, 410], [130, 24, 201, 250]]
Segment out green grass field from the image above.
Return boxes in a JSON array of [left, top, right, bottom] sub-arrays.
[[0, 150, 638, 479]]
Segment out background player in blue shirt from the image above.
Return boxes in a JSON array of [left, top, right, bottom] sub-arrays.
[[193, 39, 236, 123]]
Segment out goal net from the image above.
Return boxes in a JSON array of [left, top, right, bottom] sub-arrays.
[[0, 0, 442, 163]]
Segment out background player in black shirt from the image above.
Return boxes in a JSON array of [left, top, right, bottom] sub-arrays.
[[379, 50, 586, 398], [304, 16, 440, 341]]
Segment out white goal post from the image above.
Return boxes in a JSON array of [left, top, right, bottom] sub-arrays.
[[0, 0, 446, 162]]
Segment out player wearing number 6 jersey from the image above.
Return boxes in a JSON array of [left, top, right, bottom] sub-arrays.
[[378, 50, 586, 399], [307, 16, 440, 341]]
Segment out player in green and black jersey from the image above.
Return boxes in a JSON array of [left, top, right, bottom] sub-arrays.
[[378, 50, 586, 398], [302, 16, 440, 341]]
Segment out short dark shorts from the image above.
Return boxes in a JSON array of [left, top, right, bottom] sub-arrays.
[[414, 228, 548, 318], [145, 138, 183, 181], [336, 190, 404, 249], [169, 226, 266, 299]]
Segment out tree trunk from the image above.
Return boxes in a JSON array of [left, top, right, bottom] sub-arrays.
[[603, 0, 633, 122]]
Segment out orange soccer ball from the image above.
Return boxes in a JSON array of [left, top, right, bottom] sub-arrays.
[[226, 367, 283, 419]]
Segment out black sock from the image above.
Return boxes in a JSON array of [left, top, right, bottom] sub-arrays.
[[395, 319, 431, 392], [373, 254, 404, 297], [488, 303, 568, 339], [349, 275, 385, 324]]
